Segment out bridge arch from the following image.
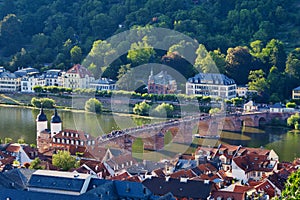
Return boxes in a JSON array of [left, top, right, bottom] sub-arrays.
[[198, 121, 209, 135], [242, 117, 255, 127], [258, 117, 267, 127], [222, 118, 236, 131]]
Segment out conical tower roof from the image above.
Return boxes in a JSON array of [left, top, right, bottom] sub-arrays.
[[51, 108, 62, 123], [36, 105, 47, 122]]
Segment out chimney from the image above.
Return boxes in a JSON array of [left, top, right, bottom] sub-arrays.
[[180, 177, 188, 183], [165, 176, 170, 182]]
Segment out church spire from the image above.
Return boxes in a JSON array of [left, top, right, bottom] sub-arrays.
[[36, 104, 47, 122]]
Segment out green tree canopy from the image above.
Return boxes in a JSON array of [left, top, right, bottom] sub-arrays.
[[52, 150, 79, 171], [282, 169, 300, 199], [31, 97, 55, 108], [127, 39, 155, 67], [85, 98, 102, 113], [0, 14, 23, 56], [287, 113, 300, 130], [225, 46, 253, 84], [133, 101, 150, 116], [70, 45, 82, 64], [248, 69, 269, 101], [151, 103, 174, 118], [29, 158, 44, 170]]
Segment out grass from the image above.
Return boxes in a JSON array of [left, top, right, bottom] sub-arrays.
[[0, 94, 23, 105]]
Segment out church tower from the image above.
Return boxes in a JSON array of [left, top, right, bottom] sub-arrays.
[[36, 105, 48, 138], [50, 108, 62, 137]]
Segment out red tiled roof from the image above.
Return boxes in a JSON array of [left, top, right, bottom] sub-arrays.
[[0, 156, 15, 167], [6, 144, 21, 153], [293, 158, 300, 165], [153, 168, 166, 177], [110, 171, 131, 180], [234, 185, 255, 193], [126, 175, 142, 182], [255, 180, 276, 198], [22, 145, 39, 159], [76, 160, 111, 178], [248, 180, 263, 187], [66, 64, 93, 78], [233, 153, 276, 173], [170, 169, 196, 179], [211, 190, 245, 200], [243, 147, 271, 155], [86, 146, 107, 161], [197, 163, 217, 173]]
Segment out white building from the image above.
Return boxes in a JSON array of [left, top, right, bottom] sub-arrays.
[[243, 101, 258, 112], [21, 72, 45, 93], [186, 73, 237, 99], [63, 64, 94, 89], [269, 103, 284, 113], [292, 86, 300, 100], [237, 86, 257, 98], [44, 69, 63, 86], [0, 71, 21, 92], [90, 78, 116, 91], [232, 153, 278, 183]]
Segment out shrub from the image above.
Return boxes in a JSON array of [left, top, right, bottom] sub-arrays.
[[151, 103, 174, 118], [85, 98, 102, 113], [31, 97, 55, 108], [133, 101, 150, 116]]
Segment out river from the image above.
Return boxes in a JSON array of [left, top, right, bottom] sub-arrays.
[[0, 106, 299, 162]]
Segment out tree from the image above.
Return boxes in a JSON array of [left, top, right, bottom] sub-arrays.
[[286, 48, 300, 79], [32, 33, 49, 52], [168, 40, 197, 63], [83, 40, 117, 79], [17, 138, 25, 144], [4, 137, 12, 144], [127, 40, 156, 67], [209, 49, 226, 74], [52, 150, 79, 171], [133, 101, 150, 116], [286, 102, 297, 108], [161, 51, 196, 79], [281, 169, 300, 199], [209, 108, 221, 115], [267, 66, 285, 101], [151, 103, 174, 118], [70, 45, 82, 64], [31, 97, 55, 108], [0, 14, 23, 56], [248, 69, 269, 101], [225, 46, 253, 84], [231, 97, 244, 107], [9, 48, 33, 72], [33, 85, 43, 93], [85, 98, 102, 113], [29, 158, 44, 170], [261, 39, 286, 72], [195, 44, 219, 73], [287, 113, 300, 130]]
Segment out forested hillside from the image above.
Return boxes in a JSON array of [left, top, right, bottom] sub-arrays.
[[0, 0, 300, 102]]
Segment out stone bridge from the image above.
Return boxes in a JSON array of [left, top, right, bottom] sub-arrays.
[[96, 111, 292, 151]]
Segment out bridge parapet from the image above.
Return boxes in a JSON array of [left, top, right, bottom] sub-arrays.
[[96, 112, 292, 151]]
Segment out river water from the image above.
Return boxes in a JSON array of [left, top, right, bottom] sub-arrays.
[[0, 106, 299, 161]]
